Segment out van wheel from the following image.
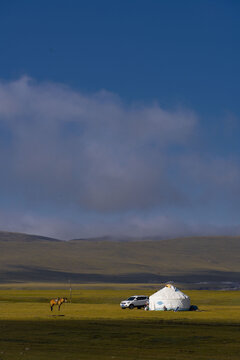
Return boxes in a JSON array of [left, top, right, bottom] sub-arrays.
[[129, 304, 134, 309]]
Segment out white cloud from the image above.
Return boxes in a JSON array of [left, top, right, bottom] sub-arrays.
[[1, 210, 240, 240], [0, 76, 197, 212]]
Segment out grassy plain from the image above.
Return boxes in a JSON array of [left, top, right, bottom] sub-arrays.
[[1, 232, 240, 283], [0, 285, 239, 359]]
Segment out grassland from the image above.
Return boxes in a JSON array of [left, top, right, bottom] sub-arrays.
[[0, 284, 239, 359], [0, 231, 240, 283]]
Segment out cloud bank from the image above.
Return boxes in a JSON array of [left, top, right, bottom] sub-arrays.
[[0, 77, 239, 239]]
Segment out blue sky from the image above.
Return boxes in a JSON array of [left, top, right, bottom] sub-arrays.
[[0, 0, 240, 239]]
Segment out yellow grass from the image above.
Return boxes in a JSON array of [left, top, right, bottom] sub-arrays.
[[0, 285, 239, 359]]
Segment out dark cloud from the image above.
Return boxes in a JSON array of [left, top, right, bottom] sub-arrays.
[[0, 77, 239, 238]]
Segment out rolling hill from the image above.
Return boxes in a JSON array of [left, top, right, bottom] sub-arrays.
[[0, 231, 239, 284]]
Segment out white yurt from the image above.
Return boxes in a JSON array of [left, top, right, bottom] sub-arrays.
[[149, 284, 190, 311]]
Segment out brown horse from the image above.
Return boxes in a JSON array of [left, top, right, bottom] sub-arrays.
[[50, 297, 67, 311]]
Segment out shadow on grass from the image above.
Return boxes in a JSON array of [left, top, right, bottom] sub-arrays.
[[1, 265, 240, 284], [0, 319, 239, 359]]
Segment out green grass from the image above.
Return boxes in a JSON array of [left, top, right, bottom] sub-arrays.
[[0, 285, 239, 359]]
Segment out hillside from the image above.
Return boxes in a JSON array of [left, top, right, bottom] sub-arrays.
[[0, 231, 239, 283], [0, 231, 60, 242]]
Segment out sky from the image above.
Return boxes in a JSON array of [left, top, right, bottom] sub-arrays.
[[0, 0, 240, 239]]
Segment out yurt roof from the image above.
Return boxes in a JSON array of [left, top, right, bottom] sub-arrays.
[[150, 284, 189, 300]]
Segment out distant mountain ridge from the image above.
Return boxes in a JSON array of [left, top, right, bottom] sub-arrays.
[[0, 231, 60, 242], [0, 231, 239, 284]]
